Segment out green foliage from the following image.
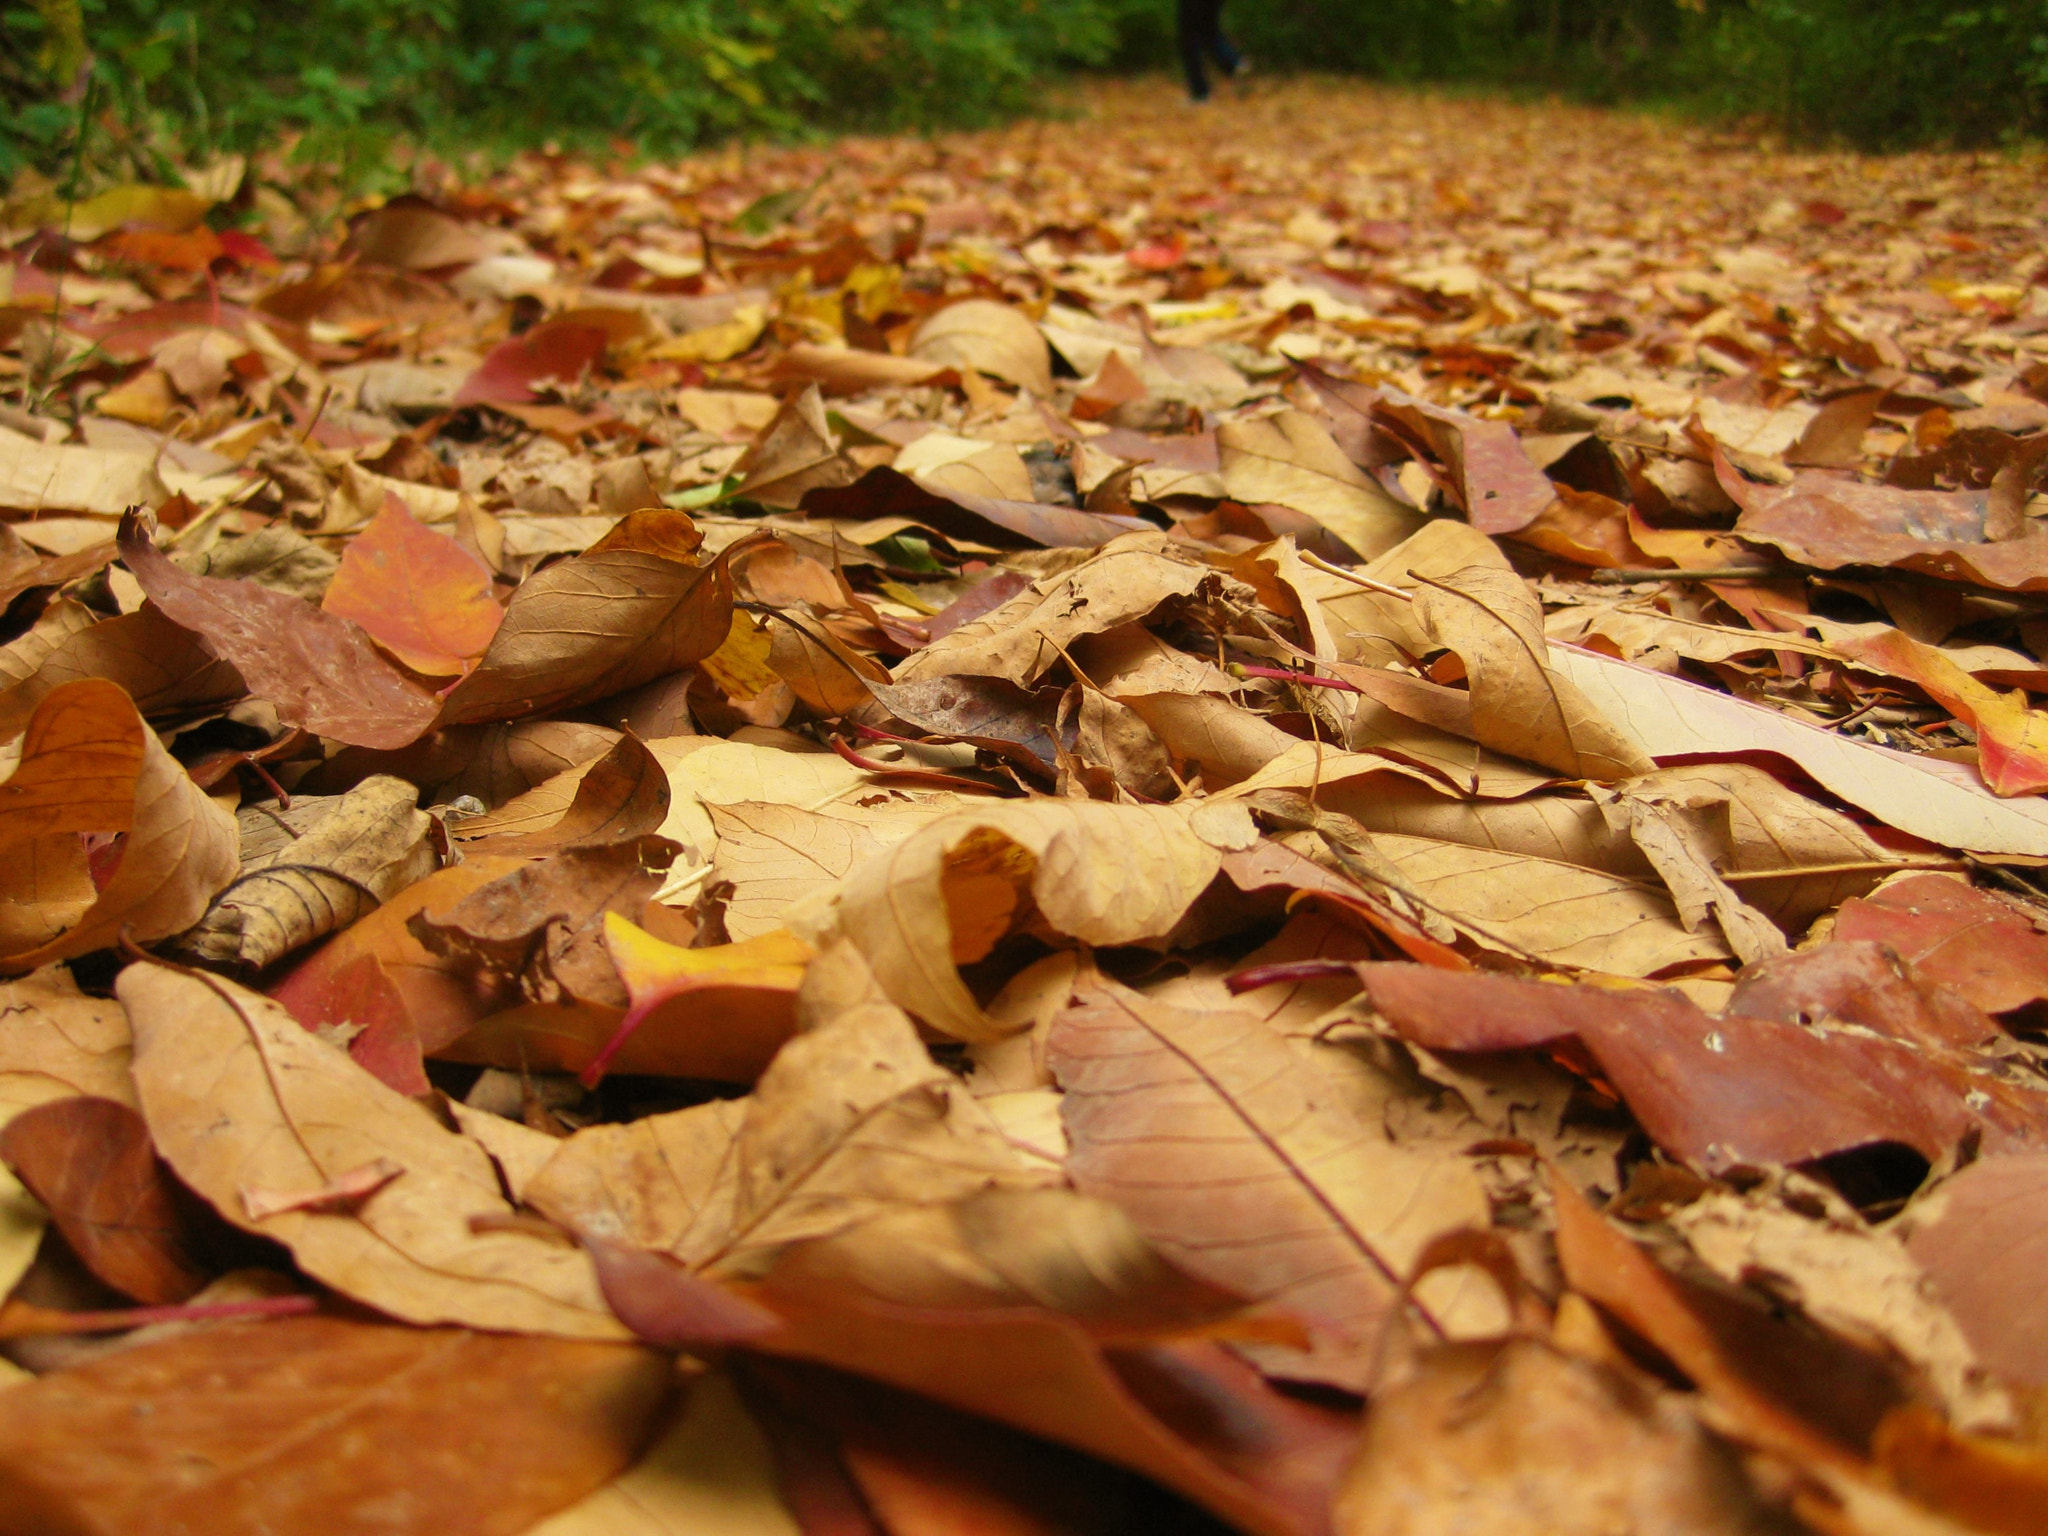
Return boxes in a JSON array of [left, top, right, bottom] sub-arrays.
[[1, 0, 1127, 182], [1214, 0, 2048, 148], [5, 0, 2044, 186]]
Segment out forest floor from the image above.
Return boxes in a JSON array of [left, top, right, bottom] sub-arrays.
[[2, 76, 2048, 1536]]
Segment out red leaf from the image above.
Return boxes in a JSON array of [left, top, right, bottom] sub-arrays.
[[453, 320, 610, 407]]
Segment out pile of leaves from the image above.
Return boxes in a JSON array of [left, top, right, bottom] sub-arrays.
[[3, 78, 2048, 1535]]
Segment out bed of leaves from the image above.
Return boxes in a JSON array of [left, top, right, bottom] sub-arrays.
[[2, 78, 2048, 1536]]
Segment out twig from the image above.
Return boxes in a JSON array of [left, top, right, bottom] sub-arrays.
[[1298, 549, 1415, 600], [1228, 661, 1362, 694]]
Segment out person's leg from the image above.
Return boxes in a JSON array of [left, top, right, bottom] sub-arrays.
[[1207, 0, 1242, 77], [1177, 0, 1213, 100]]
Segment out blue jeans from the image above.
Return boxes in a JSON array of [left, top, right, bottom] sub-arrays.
[[1178, 0, 1240, 101]]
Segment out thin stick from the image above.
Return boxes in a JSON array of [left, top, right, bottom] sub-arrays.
[[1299, 549, 1415, 600], [1228, 661, 1362, 694]]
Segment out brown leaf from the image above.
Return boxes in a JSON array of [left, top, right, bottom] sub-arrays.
[[1900, 1154, 2048, 1387], [1217, 410, 1423, 561], [0, 679, 239, 972], [1351, 947, 2048, 1172], [910, 300, 1053, 397], [0, 604, 246, 744], [732, 385, 860, 508], [1412, 564, 1653, 779], [412, 833, 676, 1010], [174, 775, 436, 971], [893, 533, 1224, 689], [436, 513, 753, 727], [803, 796, 1257, 1040], [120, 962, 626, 1337], [708, 795, 960, 942], [1334, 1338, 1788, 1536], [453, 732, 672, 855], [1374, 389, 1559, 535], [0, 1314, 669, 1536], [802, 465, 1152, 549], [1550, 642, 2048, 858], [1050, 977, 1497, 1390], [118, 514, 440, 750], [267, 855, 528, 1055], [319, 492, 503, 677], [591, 1242, 1354, 1536], [0, 1096, 208, 1304]]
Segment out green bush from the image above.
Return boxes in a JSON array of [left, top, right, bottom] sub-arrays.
[[1215, 0, 2048, 148], [5, 0, 2045, 187], [1, 0, 1131, 182]]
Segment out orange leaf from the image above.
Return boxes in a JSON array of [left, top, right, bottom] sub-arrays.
[[321, 493, 502, 677]]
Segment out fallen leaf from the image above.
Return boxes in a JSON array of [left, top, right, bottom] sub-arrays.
[[320, 493, 503, 677], [437, 513, 754, 727], [709, 796, 962, 941], [1833, 874, 2048, 1015], [801, 796, 1257, 1040], [910, 300, 1053, 397], [0, 1314, 669, 1536], [1834, 627, 2048, 797], [120, 962, 627, 1337], [1550, 643, 2048, 857], [1334, 1337, 1787, 1536], [1899, 1154, 2048, 1387], [528, 1367, 800, 1536], [268, 855, 529, 1055], [1218, 410, 1423, 561], [346, 199, 493, 269], [454, 320, 611, 407], [453, 732, 672, 855], [595, 1235, 1354, 1536], [1412, 564, 1653, 780], [1350, 947, 2048, 1172], [174, 775, 436, 971], [412, 832, 673, 1012], [0, 1095, 207, 1304], [1050, 976, 1497, 1390], [0, 604, 246, 744], [118, 514, 440, 750], [0, 679, 240, 972], [0, 435, 168, 517]]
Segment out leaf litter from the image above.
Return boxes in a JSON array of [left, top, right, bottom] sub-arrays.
[[1, 75, 2048, 1535]]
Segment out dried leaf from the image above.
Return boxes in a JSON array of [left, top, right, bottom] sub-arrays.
[[910, 300, 1053, 397], [1051, 977, 1495, 1390], [1833, 874, 2048, 1015], [437, 513, 752, 727], [802, 796, 1257, 1040], [1899, 1154, 2048, 1386], [1551, 643, 2048, 857], [0, 1095, 206, 1304], [320, 493, 503, 677], [120, 963, 626, 1338], [118, 514, 440, 750], [0, 679, 239, 972], [0, 1314, 669, 1536], [1351, 948, 2048, 1172], [175, 775, 435, 971], [1334, 1338, 1786, 1536], [1218, 410, 1423, 561], [1413, 564, 1652, 779]]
